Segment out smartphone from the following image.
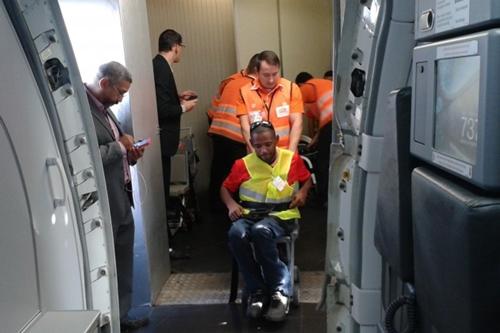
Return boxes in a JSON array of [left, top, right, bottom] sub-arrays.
[[133, 137, 151, 149], [185, 94, 198, 101]]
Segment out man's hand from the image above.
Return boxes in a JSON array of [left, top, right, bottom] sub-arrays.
[[289, 189, 308, 209], [119, 134, 134, 151], [290, 178, 313, 208], [227, 202, 244, 221], [128, 146, 144, 164], [181, 98, 197, 112], [179, 90, 197, 100]]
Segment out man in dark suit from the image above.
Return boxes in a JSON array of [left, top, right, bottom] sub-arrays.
[[152, 29, 197, 216], [85, 61, 148, 330]]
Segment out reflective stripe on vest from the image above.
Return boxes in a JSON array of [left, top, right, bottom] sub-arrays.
[[209, 118, 244, 143], [208, 73, 241, 119], [239, 148, 300, 220], [240, 79, 293, 148]]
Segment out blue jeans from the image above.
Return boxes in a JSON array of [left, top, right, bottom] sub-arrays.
[[228, 217, 292, 296]]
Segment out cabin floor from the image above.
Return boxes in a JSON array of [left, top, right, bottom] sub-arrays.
[[127, 193, 327, 333]]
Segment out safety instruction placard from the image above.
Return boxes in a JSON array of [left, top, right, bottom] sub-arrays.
[[436, 0, 470, 33]]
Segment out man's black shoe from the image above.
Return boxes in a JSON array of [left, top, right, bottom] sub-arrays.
[[120, 317, 149, 330]]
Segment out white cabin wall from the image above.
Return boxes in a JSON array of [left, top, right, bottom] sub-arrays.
[[119, 0, 171, 304]]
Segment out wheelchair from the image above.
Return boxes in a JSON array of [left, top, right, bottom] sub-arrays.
[[227, 141, 317, 308], [229, 218, 301, 308], [298, 135, 318, 189]]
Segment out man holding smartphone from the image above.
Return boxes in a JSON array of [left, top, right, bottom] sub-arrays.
[[85, 61, 148, 329], [153, 29, 197, 252]]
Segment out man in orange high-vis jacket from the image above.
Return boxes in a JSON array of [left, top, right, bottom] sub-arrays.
[[295, 72, 334, 206], [207, 54, 259, 211], [207, 71, 244, 123], [236, 50, 304, 153]]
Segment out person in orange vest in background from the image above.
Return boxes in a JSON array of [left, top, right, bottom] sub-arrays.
[[207, 54, 259, 123], [237, 50, 304, 153], [295, 72, 334, 206], [207, 54, 260, 211]]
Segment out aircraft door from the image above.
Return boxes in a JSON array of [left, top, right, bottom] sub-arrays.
[[0, 0, 85, 322], [0, 120, 41, 333]]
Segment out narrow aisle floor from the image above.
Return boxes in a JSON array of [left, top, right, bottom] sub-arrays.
[[130, 196, 327, 333], [132, 303, 324, 333]]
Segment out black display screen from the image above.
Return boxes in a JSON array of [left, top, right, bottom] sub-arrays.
[[434, 56, 480, 165]]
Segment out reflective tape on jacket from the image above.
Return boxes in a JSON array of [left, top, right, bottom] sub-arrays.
[[239, 148, 300, 220], [208, 73, 252, 143], [208, 72, 243, 120], [240, 79, 294, 148]]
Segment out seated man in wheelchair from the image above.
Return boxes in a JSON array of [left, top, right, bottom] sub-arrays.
[[220, 121, 312, 321]]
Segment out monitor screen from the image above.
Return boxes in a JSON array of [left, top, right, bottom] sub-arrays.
[[434, 56, 480, 165]]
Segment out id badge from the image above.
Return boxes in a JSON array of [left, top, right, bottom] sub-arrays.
[[249, 111, 263, 123], [273, 176, 287, 192], [275, 104, 290, 118]]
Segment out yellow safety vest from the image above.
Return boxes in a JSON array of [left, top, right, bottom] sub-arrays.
[[239, 148, 300, 220]]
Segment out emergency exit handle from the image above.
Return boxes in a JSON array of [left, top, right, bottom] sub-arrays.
[[46, 157, 67, 208]]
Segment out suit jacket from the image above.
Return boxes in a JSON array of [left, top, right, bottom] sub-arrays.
[[153, 54, 183, 157], [87, 90, 134, 231]]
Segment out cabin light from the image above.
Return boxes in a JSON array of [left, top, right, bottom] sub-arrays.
[[51, 213, 56, 225], [64, 211, 69, 226]]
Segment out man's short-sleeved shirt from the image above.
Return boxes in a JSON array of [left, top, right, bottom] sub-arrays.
[[223, 152, 311, 193]]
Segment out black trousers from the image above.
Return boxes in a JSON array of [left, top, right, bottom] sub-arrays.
[[112, 210, 135, 319], [209, 135, 246, 209], [316, 122, 332, 204], [161, 154, 171, 211]]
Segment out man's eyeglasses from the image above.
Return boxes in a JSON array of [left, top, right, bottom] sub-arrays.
[[112, 85, 128, 97], [250, 120, 274, 132]]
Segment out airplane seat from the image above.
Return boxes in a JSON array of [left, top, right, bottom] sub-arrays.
[[374, 87, 415, 282], [412, 167, 500, 333]]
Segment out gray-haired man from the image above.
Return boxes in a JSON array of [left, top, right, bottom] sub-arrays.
[[85, 61, 148, 330]]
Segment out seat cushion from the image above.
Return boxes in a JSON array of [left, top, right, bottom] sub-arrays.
[[412, 167, 500, 333]]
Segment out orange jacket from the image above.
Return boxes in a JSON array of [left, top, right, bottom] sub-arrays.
[[237, 78, 303, 148], [207, 70, 245, 120], [299, 78, 334, 129], [208, 71, 254, 143]]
